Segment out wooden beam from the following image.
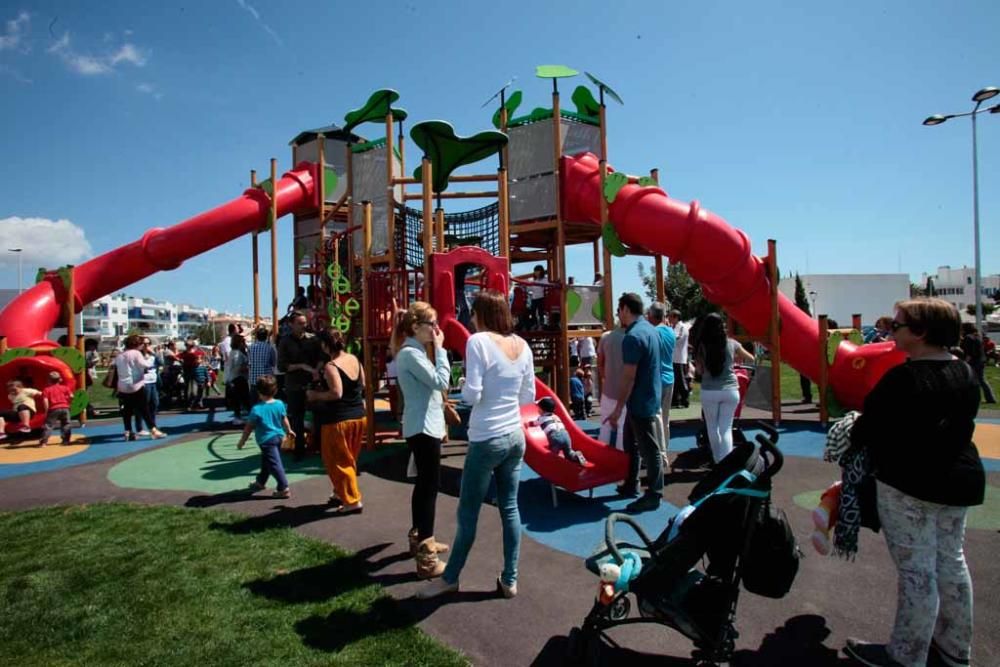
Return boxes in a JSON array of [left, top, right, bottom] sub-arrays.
[[250, 169, 260, 325], [767, 239, 782, 425]]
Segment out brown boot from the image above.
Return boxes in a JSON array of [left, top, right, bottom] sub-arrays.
[[409, 528, 449, 555], [415, 537, 446, 579]]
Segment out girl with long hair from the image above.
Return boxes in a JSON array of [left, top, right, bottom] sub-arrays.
[[694, 313, 753, 463]]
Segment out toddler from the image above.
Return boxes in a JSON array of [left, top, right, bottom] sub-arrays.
[[40, 371, 74, 446], [534, 397, 587, 466], [570, 369, 586, 420], [189, 357, 209, 410], [236, 374, 295, 499], [0, 379, 42, 438]]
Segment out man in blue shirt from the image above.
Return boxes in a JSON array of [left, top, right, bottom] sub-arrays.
[[606, 293, 663, 513], [647, 302, 676, 470]]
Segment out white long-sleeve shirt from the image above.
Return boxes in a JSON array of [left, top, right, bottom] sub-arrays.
[[461, 332, 535, 442]]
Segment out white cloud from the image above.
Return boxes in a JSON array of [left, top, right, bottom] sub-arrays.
[[48, 31, 148, 76], [136, 81, 163, 100], [234, 0, 283, 46], [0, 11, 29, 52], [0, 63, 31, 84], [0, 217, 93, 267]]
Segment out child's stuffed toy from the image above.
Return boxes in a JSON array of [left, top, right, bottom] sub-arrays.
[[597, 562, 621, 605], [811, 481, 842, 555]]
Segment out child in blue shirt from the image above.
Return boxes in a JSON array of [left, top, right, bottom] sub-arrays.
[[237, 374, 295, 498], [569, 369, 586, 420]]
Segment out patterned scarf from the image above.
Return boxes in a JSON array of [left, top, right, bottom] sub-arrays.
[[824, 411, 869, 560]]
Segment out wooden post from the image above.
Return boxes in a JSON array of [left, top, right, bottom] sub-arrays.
[[362, 202, 375, 448], [250, 169, 261, 326], [599, 99, 613, 330], [436, 208, 445, 252], [851, 313, 862, 330], [345, 144, 355, 282], [385, 112, 396, 268], [76, 335, 87, 425], [498, 168, 510, 259], [818, 315, 829, 425], [270, 158, 279, 338], [767, 239, 782, 425], [0, 337, 6, 355], [650, 169, 665, 304], [421, 157, 433, 285], [552, 87, 570, 403]]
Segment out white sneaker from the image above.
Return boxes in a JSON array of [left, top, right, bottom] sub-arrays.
[[231, 418, 244, 426], [416, 577, 459, 599], [136, 430, 151, 437], [496, 577, 517, 599]]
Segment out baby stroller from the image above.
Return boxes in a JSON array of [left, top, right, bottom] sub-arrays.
[[569, 423, 785, 666]]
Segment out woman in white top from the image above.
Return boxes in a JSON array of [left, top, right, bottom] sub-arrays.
[[115, 334, 165, 441], [418, 290, 535, 599]]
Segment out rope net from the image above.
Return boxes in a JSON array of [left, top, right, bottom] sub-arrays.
[[394, 202, 500, 268]]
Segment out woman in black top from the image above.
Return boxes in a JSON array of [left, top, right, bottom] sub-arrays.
[[306, 328, 366, 514], [845, 299, 984, 667]]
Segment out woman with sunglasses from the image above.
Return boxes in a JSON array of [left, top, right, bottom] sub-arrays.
[[844, 298, 984, 667], [392, 301, 452, 579], [419, 289, 535, 600]]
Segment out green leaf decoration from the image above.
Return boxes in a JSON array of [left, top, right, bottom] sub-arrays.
[[584, 72, 624, 105], [70, 389, 89, 417], [390, 107, 408, 122], [602, 223, 628, 257], [826, 331, 843, 366], [536, 65, 579, 79], [825, 389, 846, 420], [410, 121, 508, 193], [57, 266, 73, 291], [323, 168, 339, 200], [571, 86, 601, 117], [604, 172, 628, 204], [566, 288, 582, 319], [35, 268, 47, 284], [491, 90, 523, 129], [0, 347, 36, 365], [256, 178, 274, 196], [51, 347, 85, 374], [591, 292, 605, 322], [637, 176, 657, 188], [343, 89, 401, 134]]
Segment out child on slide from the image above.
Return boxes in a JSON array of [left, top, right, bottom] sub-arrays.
[[534, 397, 587, 465]]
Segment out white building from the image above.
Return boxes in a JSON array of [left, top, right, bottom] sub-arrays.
[[778, 274, 910, 326], [81, 294, 129, 339], [920, 266, 1000, 315], [126, 297, 178, 340], [177, 304, 216, 341]]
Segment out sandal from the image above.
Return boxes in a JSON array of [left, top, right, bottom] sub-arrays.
[[335, 502, 363, 515]]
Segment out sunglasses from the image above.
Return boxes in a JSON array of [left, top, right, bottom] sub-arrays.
[[890, 321, 909, 332], [417, 320, 438, 328]]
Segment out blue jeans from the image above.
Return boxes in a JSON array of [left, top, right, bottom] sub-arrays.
[[135, 383, 160, 432], [443, 429, 525, 588], [256, 436, 289, 491]]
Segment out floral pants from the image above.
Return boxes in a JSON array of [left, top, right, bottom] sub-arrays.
[[877, 480, 973, 667]]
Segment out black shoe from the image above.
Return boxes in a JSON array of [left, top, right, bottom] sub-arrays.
[[625, 493, 661, 514], [616, 484, 639, 498], [843, 638, 903, 666], [927, 640, 969, 667]]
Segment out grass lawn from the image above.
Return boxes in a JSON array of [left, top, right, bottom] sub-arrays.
[[0, 503, 467, 667]]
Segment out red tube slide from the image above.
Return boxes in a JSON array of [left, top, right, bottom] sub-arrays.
[[561, 152, 903, 410], [429, 247, 629, 493], [0, 163, 319, 349]]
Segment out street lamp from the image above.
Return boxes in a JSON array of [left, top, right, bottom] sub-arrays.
[[923, 86, 1000, 333], [808, 290, 818, 320], [7, 248, 23, 293]]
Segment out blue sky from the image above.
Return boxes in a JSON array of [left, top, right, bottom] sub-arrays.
[[1, 0, 998, 315]]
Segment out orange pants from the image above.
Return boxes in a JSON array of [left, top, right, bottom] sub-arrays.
[[320, 417, 366, 505]]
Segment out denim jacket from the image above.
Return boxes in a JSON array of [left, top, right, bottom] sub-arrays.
[[395, 337, 451, 439]]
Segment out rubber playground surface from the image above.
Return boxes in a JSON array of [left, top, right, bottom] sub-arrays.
[[1, 404, 998, 666]]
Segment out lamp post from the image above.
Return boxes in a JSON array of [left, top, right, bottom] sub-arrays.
[[7, 248, 23, 293], [924, 86, 1000, 333], [809, 290, 818, 320]]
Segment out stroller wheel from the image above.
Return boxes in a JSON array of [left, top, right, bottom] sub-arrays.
[[609, 595, 630, 621]]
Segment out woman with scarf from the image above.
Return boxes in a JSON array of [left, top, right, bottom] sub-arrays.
[[844, 298, 984, 667]]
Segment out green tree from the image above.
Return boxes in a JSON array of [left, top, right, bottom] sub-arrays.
[[966, 303, 996, 316], [925, 276, 937, 297], [637, 261, 715, 319], [793, 273, 811, 316], [910, 282, 925, 298], [194, 323, 218, 344]]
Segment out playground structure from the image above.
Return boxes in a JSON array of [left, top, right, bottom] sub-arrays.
[[0, 67, 907, 492]]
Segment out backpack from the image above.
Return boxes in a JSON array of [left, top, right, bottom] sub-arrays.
[[741, 501, 802, 599]]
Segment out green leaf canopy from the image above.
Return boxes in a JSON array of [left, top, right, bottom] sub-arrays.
[[343, 89, 408, 134], [410, 121, 508, 193]]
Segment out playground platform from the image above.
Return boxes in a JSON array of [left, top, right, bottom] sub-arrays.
[[0, 404, 997, 666]]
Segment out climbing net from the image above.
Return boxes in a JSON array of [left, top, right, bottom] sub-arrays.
[[394, 202, 500, 268]]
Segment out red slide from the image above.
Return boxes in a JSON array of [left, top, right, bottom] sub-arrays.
[[561, 152, 904, 411], [429, 247, 629, 494], [0, 163, 319, 431]]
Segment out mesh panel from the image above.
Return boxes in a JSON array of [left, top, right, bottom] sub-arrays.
[[394, 202, 500, 268]]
